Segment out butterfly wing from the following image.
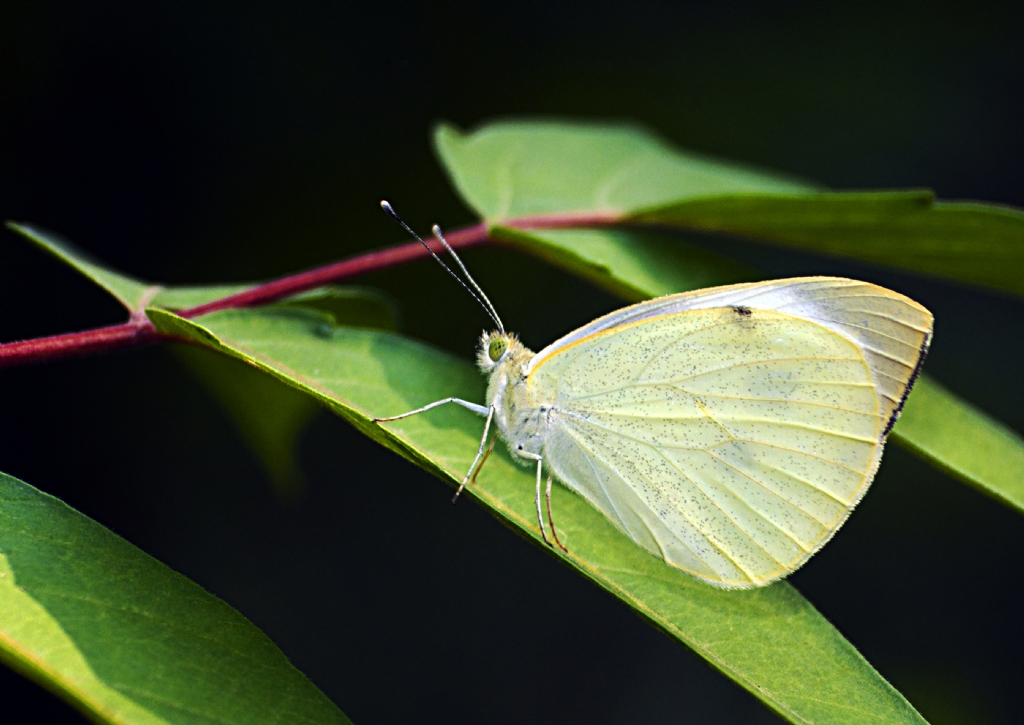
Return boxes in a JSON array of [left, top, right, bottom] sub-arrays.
[[527, 278, 932, 588]]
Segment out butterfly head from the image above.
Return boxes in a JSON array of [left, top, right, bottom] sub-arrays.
[[477, 330, 527, 373]]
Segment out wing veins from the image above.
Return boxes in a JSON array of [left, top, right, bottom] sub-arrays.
[[627, 323, 727, 385], [643, 442, 791, 566], [773, 295, 933, 329], [669, 355, 862, 385], [792, 314, 929, 346], [565, 407, 878, 444], [707, 439, 870, 475], [575, 435, 639, 546], [872, 367, 919, 386], [563, 419, 807, 566], [749, 459, 852, 507], [562, 355, 862, 403], [562, 412, 710, 450], [565, 316, 779, 392], [583, 444, 671, 562], [676, 390, 878, 417], [559, 425, 706, 567], [577, 389, 877, 417], [567, 390, 876, 418], [562, 420, 761, 574], [702, 451, 816, 549]]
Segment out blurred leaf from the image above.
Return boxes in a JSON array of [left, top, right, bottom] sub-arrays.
[[0, 470, 350, 725], [436, 119, 1024, 514], [174, 346, 319, 499], [147, 305, 927, 725], [893, 377, 1024, 514], [175, 286, 400, 498], [436, 121, 1024, 297]]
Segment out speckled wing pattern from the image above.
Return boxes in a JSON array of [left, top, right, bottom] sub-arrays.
[[526, 278, 932, 587]]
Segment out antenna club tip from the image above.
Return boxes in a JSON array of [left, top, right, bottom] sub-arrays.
[[380, 200, 403, 223]]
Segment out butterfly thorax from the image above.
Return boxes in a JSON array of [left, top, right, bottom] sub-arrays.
[[477, 331, 551, 460]]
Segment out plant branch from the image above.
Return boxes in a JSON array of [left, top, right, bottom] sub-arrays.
[[0, 320, 163, 368], [179, 221, 490, 317], [0, 211, 620, 369]]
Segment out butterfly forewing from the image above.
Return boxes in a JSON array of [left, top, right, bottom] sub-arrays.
[[528, 303, 891, 588]]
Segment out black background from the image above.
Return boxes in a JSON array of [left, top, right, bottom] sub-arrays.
[[1, 2, 1023, 723]]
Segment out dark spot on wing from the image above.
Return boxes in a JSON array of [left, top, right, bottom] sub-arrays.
[[882, 330, 932, 437], [732, 306, 752, 317]]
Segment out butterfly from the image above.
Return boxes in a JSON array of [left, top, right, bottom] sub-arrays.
[[375, 202, 933, 588]]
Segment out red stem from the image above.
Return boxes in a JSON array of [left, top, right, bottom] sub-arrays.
[[180, 222, 488, 318], [0, 321, 162, 368], [0, 211, 620, 369]]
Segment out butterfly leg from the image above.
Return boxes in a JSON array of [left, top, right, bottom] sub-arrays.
[[373, 397, 489, 422], [518, 452, 553, 547], [470, 436, 496, 486], [545, 474, 569, 553], [452, 406, 495, 503]]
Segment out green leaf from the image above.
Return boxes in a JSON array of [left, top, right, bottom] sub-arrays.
[[277, 286, 401, 331], [892, 377, 1024, 514], [150, 284, 256, 310], [434, 120, 814, 221], [435, 121, 1024, 297], [0, 470, 350, 725], [638, 195, 1024, 298], [436, 119, 1024, 516], [490, 227, 755, 301], [147, 305, 926, 725]]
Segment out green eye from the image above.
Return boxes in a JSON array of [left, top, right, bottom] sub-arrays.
[[488, 337, 508, 362]]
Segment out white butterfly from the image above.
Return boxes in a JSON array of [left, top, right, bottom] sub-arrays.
[[376, 203, 932, 588]]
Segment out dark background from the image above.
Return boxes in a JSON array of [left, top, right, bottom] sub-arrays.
[[1, 1, 1023, 723]]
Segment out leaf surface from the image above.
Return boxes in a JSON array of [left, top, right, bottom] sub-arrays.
[[639, 195, 1024, 297], [436, 121, 1024, 296], [0, 471, 350, 724], [893, 377, 1024, 513], [434, 121, 814, 220], [489, 226, 755, 301], [147, 305, 926, 725]]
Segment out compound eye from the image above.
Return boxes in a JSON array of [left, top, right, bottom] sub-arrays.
[[488, 337, 508, 362]]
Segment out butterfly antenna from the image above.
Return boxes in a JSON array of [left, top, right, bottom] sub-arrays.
[[380, 200, 504, 333], [431, 224, 504, 334]]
